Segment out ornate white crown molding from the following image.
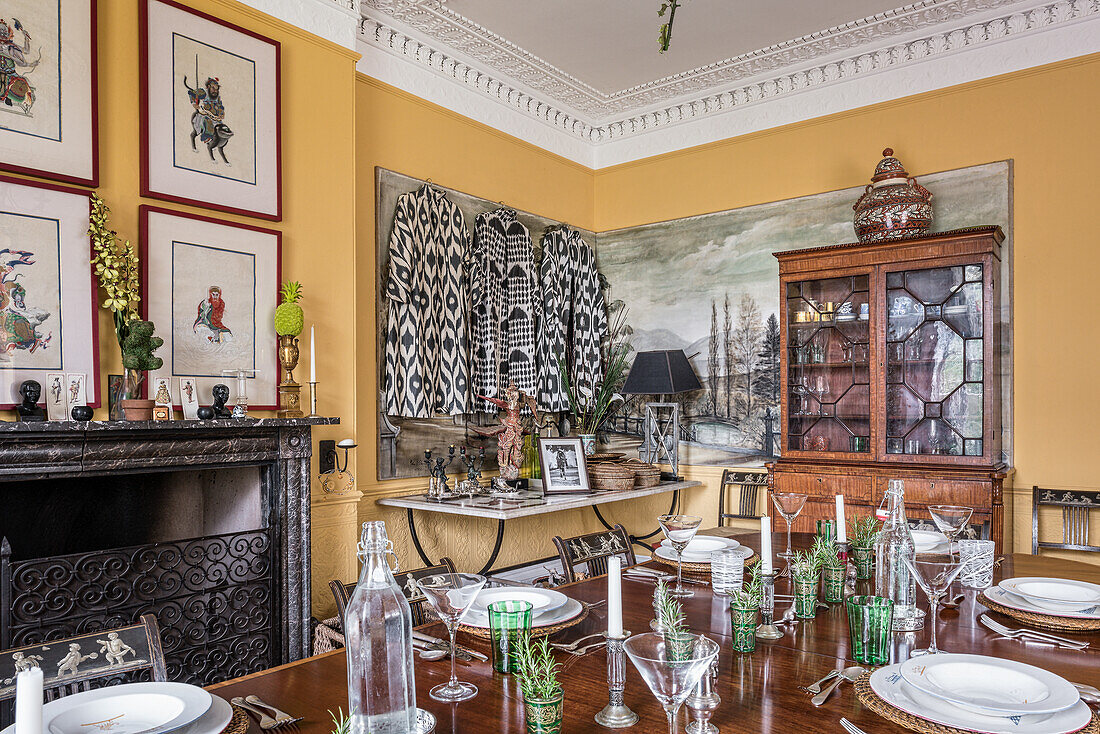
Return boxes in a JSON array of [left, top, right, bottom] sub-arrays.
[[357, 0, 1100, 167], [237, 0, 360, 50]]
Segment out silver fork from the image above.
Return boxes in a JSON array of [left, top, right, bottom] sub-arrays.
[[799, 670, 839, 694], [840, 718, 869, 734], [245, 696, 303, 728], [564, 640, 607, 656], [980, 615, 1089, 649], [231, 698, 279, 730], [549, 633, 605, 652]]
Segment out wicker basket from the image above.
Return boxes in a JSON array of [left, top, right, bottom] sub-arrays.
[[588, 464, 635, 491], [620, 458, 661, 487]]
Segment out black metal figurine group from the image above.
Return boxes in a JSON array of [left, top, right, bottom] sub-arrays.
[[10, 379, 236, 422]]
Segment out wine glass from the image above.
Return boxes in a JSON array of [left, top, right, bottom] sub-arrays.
[[624, 633, 719, 734], [417, 573, 486, 701], [658, 515, 703, 598], [928, 505, 973, 558], [901, 555, 964, 656], [771, 493, 808, 560]]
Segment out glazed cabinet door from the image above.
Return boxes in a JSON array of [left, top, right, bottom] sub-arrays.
[[880, 257, 995, 464], [782, 272, 874, 458]]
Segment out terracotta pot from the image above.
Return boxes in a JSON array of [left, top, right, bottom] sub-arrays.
[[852, 148, 933, 243], [120, 399, 154, 421]]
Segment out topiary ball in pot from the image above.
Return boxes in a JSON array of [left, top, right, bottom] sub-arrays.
[[119, 320, 164, 420], [274, 281, 304, 336]]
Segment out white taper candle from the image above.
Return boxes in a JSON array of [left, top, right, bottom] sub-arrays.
[[607, 555, 623, 637], [835, 494, 847, 544], [310, 326, 316, 383], [15, 667, 42, 734], [760, 515, 772, 574]]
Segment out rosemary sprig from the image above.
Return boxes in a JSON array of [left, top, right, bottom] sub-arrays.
[[850, 515, 881, 549], [328, 709, 349, 734], [733, 564, 764, 607], [514, 633, 562, 701], [789, 550, 818, 580], [654, 578, 687, 635], [812, 535, 843, 570]]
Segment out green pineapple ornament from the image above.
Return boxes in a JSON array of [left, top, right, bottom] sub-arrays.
[[274, 282, 305, 418], [275, 281, 304, 336]]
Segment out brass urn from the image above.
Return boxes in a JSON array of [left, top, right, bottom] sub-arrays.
[[277, 334, 304, 418]]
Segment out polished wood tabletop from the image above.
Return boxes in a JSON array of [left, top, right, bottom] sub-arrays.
[[209, 531, 1100, 733]]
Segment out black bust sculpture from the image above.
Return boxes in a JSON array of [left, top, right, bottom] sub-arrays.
[[210, 383, 233, 418], [16, 380, 47, 421]]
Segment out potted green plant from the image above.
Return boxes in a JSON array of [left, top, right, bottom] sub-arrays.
[[653, 579, 693, 661], [89, 195, 164, 420], [813, 535, 845, 603], [558, 301, 632, 454], [515, 634, 564, 734], [849, 515, 881, 580], [729, 566, 762, 653], [789, 550, 821, 619]]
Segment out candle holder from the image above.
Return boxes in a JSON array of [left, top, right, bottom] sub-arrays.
[[838, 540, 858, 598], [307, 381, 319, 417], [595, 631, 638, 728], [756, 571, 784, 640], [276, 335, 304, 419]]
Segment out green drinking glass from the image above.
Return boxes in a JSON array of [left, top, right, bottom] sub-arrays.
[[488, 600, 533, 673], [793, 573, 819, 619], [821, 564, 845, 603], [846, 595, 894, 666], [729, 601, 758, 653], [851, 545, 874, 580]]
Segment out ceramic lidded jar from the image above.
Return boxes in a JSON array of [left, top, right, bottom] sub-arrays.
[[852, 148, 933, 243]]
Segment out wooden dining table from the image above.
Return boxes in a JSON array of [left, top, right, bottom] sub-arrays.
[[209, 531, 1100, 733]]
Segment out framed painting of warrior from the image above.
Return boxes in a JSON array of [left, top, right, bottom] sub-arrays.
[[0, 174, 99, 409], [0, 0, 98, 187], [140, 205, 281, 410], [140, 0, 281, 221]]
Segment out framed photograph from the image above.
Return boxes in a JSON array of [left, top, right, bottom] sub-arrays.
[[140, 0, 281, 220], [178, 376, 198, 419], [0, 0, 99, 186], [0, 175, 98, 409], [140, 205, 280, 410], [538, 437, 592, 495], [45, 372, 65, 419]]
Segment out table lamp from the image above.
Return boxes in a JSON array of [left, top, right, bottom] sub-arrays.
[[621, 350, 702, 480]]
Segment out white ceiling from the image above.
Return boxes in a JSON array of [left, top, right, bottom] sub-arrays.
[[446, 0, 905, 95]]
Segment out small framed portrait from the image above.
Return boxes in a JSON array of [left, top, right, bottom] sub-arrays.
[[140, 205, 280, 410], [178, 376, 199, 419], [140, 0, 281, 220], [538, 437, 592, 495]]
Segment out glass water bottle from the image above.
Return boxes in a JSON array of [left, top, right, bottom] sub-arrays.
[[345, 521, 417, 733], [874, 480, 923, 631]]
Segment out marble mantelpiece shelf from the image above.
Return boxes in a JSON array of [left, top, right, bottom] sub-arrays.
[[377, 480, 701, 520], [0, 416, 339, 432]]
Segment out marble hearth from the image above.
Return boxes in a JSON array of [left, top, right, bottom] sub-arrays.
[[0, 417, 336, 685]]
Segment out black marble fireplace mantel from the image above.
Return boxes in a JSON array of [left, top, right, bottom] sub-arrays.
[[0, 416, 339, 677]]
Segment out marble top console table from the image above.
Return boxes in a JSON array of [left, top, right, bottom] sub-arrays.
[[376, 480, 702, 574]]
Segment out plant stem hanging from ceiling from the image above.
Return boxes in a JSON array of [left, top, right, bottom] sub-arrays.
[[658, 0, 685, 53]]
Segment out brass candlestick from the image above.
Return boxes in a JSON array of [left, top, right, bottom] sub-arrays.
[[307, 381, 319, 418], [595, 632, 638, 728], [277, 335, 304, 418]]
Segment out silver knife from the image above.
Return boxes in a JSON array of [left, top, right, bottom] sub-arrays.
[[413, 630, 488, 662]]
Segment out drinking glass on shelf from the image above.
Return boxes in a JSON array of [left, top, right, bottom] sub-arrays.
[[624, 633, 720, 734], [709, 549, 744, 596], [771, 493, 808, 560], [928, 505, 973, 559], [901, 556, 964, 656], [658, 515, 703, 598], [417, 573, 487, 701]]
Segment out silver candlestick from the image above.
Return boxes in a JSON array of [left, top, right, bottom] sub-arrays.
[[595, 632, 638, 728], [756, 571, 784, 640], [685, 652, 720, 734], [838, 540, 858, 598]]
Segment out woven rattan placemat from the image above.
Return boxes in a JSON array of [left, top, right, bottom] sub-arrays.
[[854, 673, 1100, 734], [979, 591, 1100, 633], [652, 553, 760, 578], [458, 601, 590, 639], [223, 705, 251, 734]]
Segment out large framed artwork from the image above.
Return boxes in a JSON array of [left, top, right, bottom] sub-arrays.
[[140, 0, 281, 221], [0, 0, 98, 186], [0, 174, 98, 408], [140, 205, 280, 410]]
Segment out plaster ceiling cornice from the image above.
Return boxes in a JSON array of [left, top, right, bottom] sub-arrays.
[[356, 0, 1100, 167]]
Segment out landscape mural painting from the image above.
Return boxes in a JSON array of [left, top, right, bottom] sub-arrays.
[[595, 160, 1012, 467]]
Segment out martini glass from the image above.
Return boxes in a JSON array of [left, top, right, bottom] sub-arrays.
[[771, 493, 808, 561], [658, 515, 703, 598], [901, 555, 964, 656], [625, 633, 719, 734], [928, 505, 973, 558], [417, 573, 486, 701]]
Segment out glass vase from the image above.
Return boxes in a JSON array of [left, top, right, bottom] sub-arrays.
[[664, 631, 695, 662], [523, 691, 564, 734], [852, 546, 874, 580], [793, 574, 819, 619], [821, 564, 845, 603], [729, 603, 757, 653]]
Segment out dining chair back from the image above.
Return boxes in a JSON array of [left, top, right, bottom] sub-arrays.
[[718, 469, 766, 525], [553, 524, 637, 583], [329, 556, 457, 628], [0, 614, 167, 712], [1032, 486, 1100, 555]]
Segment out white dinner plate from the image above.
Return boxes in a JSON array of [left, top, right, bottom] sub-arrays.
[[983, 585, 1100, 619], [174, 697, 233, 734], [899, 654, 1079, 716], [653, 544, 754, 565], [870, 665, 1093, 734], [659, 537, 739, 556], [0, 682, 213, 734], [999, 577, 1100, 614], [469, 587, 569, 616], [462, 597, 585, 630]]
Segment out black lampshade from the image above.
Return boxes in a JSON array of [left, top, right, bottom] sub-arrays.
[[621, 350, 702, 395]]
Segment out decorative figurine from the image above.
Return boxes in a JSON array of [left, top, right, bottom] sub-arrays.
[[421, 446, 456, 499], [15, 380, 46, 421], [473, 382, 538, 490], [210, 383, 233, 418], [852, 148, 933, 243], [70, 405, 93, 421], [456, 446, 486, 495]]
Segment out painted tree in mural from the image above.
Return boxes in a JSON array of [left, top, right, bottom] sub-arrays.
[[755, 313, 782, 407], [707, 300, 719, 416], [722, 294, 732, 419], [732, 293, 764, 421]]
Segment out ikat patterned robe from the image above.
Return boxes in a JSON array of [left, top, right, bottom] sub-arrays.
[[536, 227, 607, 411], [469, 208, 538, 413], [383, 185, 470, 417]]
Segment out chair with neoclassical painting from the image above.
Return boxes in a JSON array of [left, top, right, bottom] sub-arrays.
[[1033, 486, 1100, 555], [553, 524, 637, 583]]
